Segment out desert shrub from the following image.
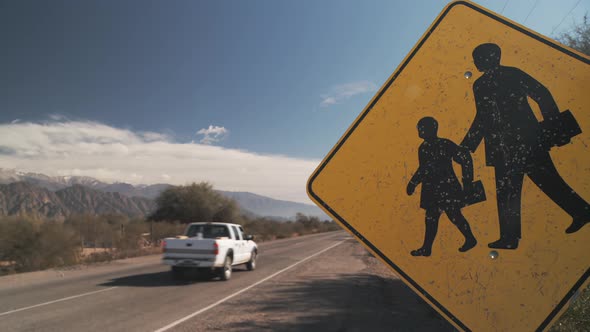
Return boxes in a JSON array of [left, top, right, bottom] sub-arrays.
[[65, 214, 116, 248], [36, 221, 81, 268], [0, 216, 80, 272], [149, 221, 186, 243], [238, 214, 340, 241], [0, 216, 39, 271], [0, 209, 339, 275], [116, 220, 145, 251]]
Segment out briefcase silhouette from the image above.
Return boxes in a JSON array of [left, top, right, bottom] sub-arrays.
[[464, 180, 486, 207], [540, 110, 582, 147]]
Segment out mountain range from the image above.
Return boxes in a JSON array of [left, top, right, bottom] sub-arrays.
[[0, 169, 328, 220], [0, 182, 154, 219]]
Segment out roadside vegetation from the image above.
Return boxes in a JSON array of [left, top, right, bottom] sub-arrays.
[[550, 14, 590, 332], [149, 182, 338, 241], [0, 182, 339, 275], [558, 14, 589, 55]]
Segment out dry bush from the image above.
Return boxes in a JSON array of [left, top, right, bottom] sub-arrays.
[[239, 214, 340, 242], [0, 210, 339, 275], [0, 216, 80, 273]]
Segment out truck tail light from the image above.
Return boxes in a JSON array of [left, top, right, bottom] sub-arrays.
[[161, 240, 167, 252], [213, 241, 219, 255]]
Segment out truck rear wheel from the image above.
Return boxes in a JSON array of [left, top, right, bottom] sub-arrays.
[[218, 256, 232, 281], [246, 251, 257, 271]]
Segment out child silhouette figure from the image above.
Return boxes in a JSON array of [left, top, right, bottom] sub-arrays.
[[407, 117, 477, 257]]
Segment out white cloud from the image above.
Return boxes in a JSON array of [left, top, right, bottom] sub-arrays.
[[320, 97, 337, 106], [196, 125, 228, 145], [141, 131, 170, 142], [0, 120, 318, 203], [49, 114, 68, 121], [320, 81, 377, 107]]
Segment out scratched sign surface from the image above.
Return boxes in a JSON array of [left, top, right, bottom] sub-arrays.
[[307, 1, 590, 331]]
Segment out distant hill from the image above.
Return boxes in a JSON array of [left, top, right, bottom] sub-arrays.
[[56, 184, 155, 217], [0, 182, 68, 219], [218, 191, 330, 220], [0, 169, 329, 219], [0, 182, 155, 219], [0, 169, 170, 199]]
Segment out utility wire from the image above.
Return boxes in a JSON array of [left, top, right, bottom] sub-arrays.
[[551, 0, 582, 34], [524, 0, 540, 24], [500, 0, 510, 14]]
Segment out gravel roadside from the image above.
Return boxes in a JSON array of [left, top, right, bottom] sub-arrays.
[[174, 239, 455, 332]]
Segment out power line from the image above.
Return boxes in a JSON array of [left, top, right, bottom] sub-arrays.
[[500, 0, 510, 14], [551, 0, 582, 35], [524, 0, 540, 24]]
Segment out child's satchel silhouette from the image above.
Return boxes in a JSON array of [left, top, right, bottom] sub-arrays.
[[464, 180, 486, 207], [540, 110, 582, 148]]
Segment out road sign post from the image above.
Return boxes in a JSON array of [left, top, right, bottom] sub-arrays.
[[307, 1, 590, 331]]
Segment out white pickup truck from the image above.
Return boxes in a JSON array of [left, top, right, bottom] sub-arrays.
[[162, 222, 258, 280]]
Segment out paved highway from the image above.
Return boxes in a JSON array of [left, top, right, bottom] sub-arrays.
[[0, 231, 452, 332]]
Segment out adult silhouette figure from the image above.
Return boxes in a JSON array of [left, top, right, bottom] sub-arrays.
[[461, 43, 590, 250], [407, 117, 477, 257]]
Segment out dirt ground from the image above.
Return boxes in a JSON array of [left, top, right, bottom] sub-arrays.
[[81, 248, 111, 256], [175, 239, 455, 332]]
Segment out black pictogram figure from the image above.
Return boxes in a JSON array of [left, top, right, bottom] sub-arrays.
[[407, 117, 478, 257], [461, 43, 590, 250]]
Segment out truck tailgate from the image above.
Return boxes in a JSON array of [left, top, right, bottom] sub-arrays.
[[162, 238, 219, 266], [164, 238, 216, 253]]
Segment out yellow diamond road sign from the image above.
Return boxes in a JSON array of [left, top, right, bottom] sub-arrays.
[[307, 1, 590, 331]]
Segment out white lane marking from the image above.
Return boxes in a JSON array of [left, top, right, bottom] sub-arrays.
[[154, 240, 346, 332], [0, 286, 118, 317]]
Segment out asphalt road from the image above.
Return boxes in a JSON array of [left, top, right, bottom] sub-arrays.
[[0, 231, 452, 332]]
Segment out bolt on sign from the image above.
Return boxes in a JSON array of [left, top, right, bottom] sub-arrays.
[[307, 1, 589, 331]]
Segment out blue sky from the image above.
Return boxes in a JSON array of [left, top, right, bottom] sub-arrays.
[[0, 0, 588, 203]]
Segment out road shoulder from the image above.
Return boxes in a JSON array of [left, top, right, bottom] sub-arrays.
[[173, 239, 454, 332]]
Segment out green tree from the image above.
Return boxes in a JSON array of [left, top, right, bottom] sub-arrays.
[[212, 198, 241, 223], [558, 14, 590, 56], [149, 182, 240, 224]]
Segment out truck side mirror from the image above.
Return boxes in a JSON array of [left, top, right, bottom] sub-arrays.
[[244, 235, 254, 241]]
